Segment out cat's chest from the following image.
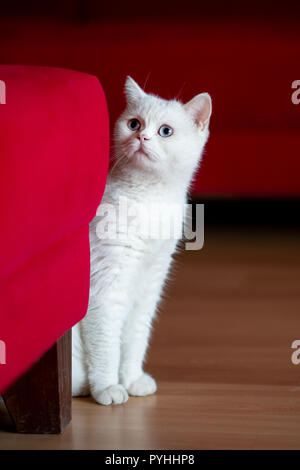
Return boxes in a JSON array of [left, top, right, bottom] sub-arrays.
[[95, 181, 186, 251], [115, 196, 184, 244]]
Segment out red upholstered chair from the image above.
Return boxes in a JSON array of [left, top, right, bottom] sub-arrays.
[[0, 66, 109, 433]]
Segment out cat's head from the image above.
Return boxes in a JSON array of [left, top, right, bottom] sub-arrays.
[[114, 77, 212, 179]]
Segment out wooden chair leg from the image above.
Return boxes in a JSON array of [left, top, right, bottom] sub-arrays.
[[2, 330, 72, 434]]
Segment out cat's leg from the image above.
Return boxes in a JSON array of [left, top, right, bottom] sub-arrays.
[[81, 247, 139, 405], [81, 301, 129, 405], [119, 253, 173, 397], [72, 323, 89, 396]]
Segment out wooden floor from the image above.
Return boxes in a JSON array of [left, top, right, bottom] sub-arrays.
[[1, 227, 300, 449]]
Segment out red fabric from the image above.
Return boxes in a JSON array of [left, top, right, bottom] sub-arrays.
[[0, 66, 109, 393], [0, 18, 299, 196]]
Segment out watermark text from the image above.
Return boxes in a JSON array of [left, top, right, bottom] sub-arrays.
[[0, 340, 6, 365], [291, 340, 300, 365], [96, 198, 204, 251], [0, 80, 6, 104], [291, 80, 300, 105]]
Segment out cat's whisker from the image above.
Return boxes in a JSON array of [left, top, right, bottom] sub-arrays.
[[175, 81, 187, 101], [143, 72, 151, 91], [110, 151, 129, 178]]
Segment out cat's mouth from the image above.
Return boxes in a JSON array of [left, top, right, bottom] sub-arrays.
[[134, 147, 153, 161]]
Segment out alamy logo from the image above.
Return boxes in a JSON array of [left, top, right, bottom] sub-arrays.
[[0, 80, 6, 104], [291, 80, 300, 105], [0, 340, 6, 365], [291, 340, 300, 365], [96, 198, 204, 251]]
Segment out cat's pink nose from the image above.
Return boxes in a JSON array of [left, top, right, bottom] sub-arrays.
[[138, 133, 150, 142]]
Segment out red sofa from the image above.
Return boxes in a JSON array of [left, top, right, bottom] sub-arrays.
[[0, 16, 299, 197], [0, 65, 109, 394]]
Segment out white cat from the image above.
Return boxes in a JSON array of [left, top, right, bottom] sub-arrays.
[[72, 77, 212, 405]]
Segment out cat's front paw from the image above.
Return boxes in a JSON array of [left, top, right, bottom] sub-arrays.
[[127, 373, 157, 397], [93, 384, 129, 406]]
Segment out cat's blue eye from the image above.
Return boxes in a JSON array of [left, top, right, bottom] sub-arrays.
[[128, 119, 141, 131], [158, 125, 173, 137]]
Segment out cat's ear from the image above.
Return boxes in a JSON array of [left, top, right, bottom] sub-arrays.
[[184, 93, 212, 131], [125, 76, 146, 105]]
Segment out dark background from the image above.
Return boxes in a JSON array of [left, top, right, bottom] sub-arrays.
[[1, 1, 300, 225], [2, 0, 300, 19]]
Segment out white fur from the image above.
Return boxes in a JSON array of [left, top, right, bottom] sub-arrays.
[[72, 77, 212, 405]]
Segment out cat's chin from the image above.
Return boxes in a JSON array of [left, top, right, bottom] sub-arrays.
[[132, 150, 155, 169], [134, 148, 150, 158]]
